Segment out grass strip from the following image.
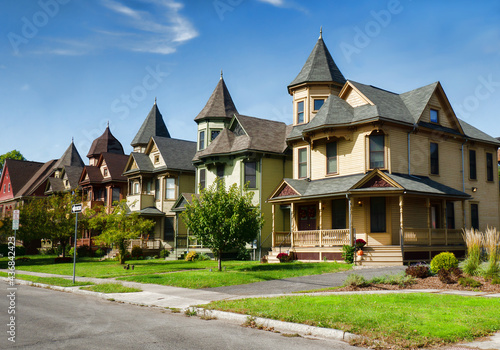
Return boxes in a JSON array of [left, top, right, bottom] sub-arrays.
[[205, 293, 500, 349], [117, 262, 351, 288], [0, 271, 93, 287], [80, 283, 141, 293]]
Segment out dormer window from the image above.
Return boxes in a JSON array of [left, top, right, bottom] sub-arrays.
[[297, 101, 304, 124], [313, 99, 325, 111], [430, 109, 439, 123], [103, 168, 108, 177], [154, 154, 160, 164]]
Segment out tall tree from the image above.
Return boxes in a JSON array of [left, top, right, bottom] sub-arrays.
[[180, 179, 263, 271], [0, 150, 26, 175], [88, 200, 155, 264]]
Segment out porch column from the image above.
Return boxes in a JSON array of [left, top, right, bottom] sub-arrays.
[[290, 202, 295, 247], [271, 204, 275, 248], [426, 198, 431, 246], [319, 200, 323, 247], [442, 199, 448, 245], [399, 195, 404, 249], [348, 196, 353, 246]]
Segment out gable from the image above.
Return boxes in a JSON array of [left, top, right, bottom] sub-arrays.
[[352, 169, 401, 190], [359, 175, 393, 188], [274, 183, 300, 198], [230, 119, 247, 137], [344, 87, 370, 107], [418, 86, 464, 134]]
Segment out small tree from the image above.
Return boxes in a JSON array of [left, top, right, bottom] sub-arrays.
[[0, 150, 26, 175], [180, 178, 263, 271], [88, 201, 155, 264]]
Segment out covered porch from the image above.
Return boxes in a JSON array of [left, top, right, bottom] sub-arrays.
[[268, 170, 470, 264]]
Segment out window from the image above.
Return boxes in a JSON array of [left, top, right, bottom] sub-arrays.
[[430, 142, 439, 175], [486, 152, 494, 181], [112, 187, 120, 203], [103, 168, 108, 177], [314, 99, 324, 111], [430, 204, 441, 229], [199, 130, 205, 150], [8, 184, 10, 192], [332, 199, 346, 229], [165, 178, 175, 200], [430, 109, 439, 123], [211, 130, 220, 141], [370, 197, 386, 232], [471, 203, 479, 230], [216, 164, 224, 179], [297, 101, 304, 124], [155, 179, 160, 200], [369, 134, 385, 169], [164, 217, 175, 241], [244, 162, 257, 188], [326, 142, 337, 174], [199, 169, 206, 190], [3, 185, 5, 193], [298, 148, 307, 178], [154, 154, 160, 164], [446, 202, 455, 229], [469, 149, 477, 180]]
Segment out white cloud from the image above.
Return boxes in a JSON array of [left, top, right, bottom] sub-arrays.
[[20, 84, 30, 91], [256, 0, 308, 13], [257, 0, 285, 6], [98, 0, 198, 54]]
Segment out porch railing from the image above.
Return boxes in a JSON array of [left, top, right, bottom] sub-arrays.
[[128, 239, 162, 250], [403, 228, 463, 246], [273, 229, 350, 247]]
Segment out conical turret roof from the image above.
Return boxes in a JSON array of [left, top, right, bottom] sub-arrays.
[[288, 34, 346, 91], [131, 102, 171, 147], [55, 141, 85, 168], [194, 77, 238, 121], [86, 126, 124, 159]]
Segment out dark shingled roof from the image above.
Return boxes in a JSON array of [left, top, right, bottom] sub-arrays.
[[153, 136, 197, 172], [124, 152, 155, 174], [55, 141, 85, 168], [458, 119, 500, 145], [46, 178, 65, 193], [288, 35, 346, 91], [100, 153, 129, 181], [2, 159, 44, 197], [194, 77, 238, 121], [194, 115, 289, 161], [17, 159, 58, 197], [64, 165, 85, 189], [273, 171, 469, 200], [87, 126, 124, 158], [131, 103, 171, 147]]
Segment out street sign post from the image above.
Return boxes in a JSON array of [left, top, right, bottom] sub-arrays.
[[12, 210, 20, 256], [71, 204, 82, 284]]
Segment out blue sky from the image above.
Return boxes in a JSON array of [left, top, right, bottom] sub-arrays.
[[1, 0, 500, 162]]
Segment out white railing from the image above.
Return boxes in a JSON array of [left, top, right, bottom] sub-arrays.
[[273, 229, 349, 247]]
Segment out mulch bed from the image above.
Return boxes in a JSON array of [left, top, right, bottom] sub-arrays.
[[333, 276, 500, 293]]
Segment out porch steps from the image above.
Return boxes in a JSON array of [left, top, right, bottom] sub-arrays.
[[357, 246, 403, 266]]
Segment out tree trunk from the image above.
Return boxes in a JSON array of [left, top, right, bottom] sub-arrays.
[[61, 243, 66, 258], [119, 240, 127, 264], [218, 249, 222, 271]]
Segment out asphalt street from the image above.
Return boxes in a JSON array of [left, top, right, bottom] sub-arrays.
[[0, 284, 363, 350]]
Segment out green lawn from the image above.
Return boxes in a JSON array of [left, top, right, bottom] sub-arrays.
[[0, 255, 351, 288], [205, 293, 500, 349], [80, 283, 141, 293], [0, 271, 93, 287], [117, 261, 351, 288]]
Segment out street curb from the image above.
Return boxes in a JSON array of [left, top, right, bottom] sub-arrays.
[[189, 307, 359, 342]]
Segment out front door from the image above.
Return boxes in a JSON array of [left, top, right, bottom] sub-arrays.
[[298, 205, 316, 231]]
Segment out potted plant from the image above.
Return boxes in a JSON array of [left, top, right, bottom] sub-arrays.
[[355, 239, 366, 256]]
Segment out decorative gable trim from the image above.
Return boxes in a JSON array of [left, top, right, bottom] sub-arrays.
[[269, 180, 300, 200], [229, 115, 248, 137], [351, 169, 401, 190]]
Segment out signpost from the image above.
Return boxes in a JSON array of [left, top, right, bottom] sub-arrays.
[[71, 204, 82, 284], [12, 210, 20, 249]]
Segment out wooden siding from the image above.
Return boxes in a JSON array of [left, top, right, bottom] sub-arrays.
[[345, 88, 369, 107]]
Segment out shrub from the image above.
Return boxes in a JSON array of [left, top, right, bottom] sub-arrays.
[[343, 274, 368, 288], [185, 251, 198, 261], [458, 277, 482, 288], [68, 247, 77, 257], [354, 239, 366, 249], [160, 249, 170, 258], [430, 252, 458, 273], [438, 267, 462, 284], [276, 252, 289, 262], [77, 245, 91, 257], [405, 265, 430, 279], [95, 248, 105, 258], [131, 245, 143, 259], [483, 226, 500, 277], [197, 253, 211, 261], [341, 245, 355, 264], [491, 276, 500, 285], [54, 257, 72, 263], [40, 248, 55, 255]]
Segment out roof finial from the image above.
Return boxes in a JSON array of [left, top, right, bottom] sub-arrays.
[[319, 26, 322, 39], [220, 69, 223, 79], [107, 120, 109, 128], [72, 137, 74, 143], [154, 96, 157, 105]]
